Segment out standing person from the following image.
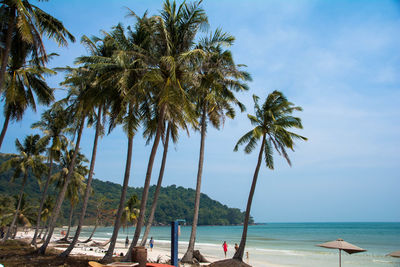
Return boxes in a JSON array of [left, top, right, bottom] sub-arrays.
[[125, 236, 129, 248], [222, 241, 228, 258], [234, 243, 239, 252], [149, 237, 154, 251]]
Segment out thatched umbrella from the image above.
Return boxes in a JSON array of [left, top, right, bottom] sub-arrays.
[[387, 250, 400, 258], [317, 238, 366, 267]]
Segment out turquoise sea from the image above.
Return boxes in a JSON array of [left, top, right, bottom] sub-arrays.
[[75, 222, 400, 266]]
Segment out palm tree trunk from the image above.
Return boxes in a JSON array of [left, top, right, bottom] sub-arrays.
[[3, 172, 28, 241], [140, 123, 171, 246], [63, 208, 73, 240], [0, 112, 11, 150], [60, 106, 102, 257], [82, 221, 98, 243], [125, 107, 165, 261], [0, 7, 15, 92], [182, 105, 207, 263], [42, 227, 49, 241], [233, 134, 265, 261], [102, 129, 134, 263], [38, 227, 44, 238], [32, 154, 53, 245], [38, 117, 85, 255]]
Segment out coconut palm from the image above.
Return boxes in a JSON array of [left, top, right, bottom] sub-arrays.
[[232, 91, 307, 261], [0, 0, 75, 91], [0, 48, 56, 149], [1, 193, 37, 238], [89, 18, 154, 262], [38, 85, 88, 255], [52, 148, 88, 241], [181, 29, 250, 262], [31, 104, 71, 246], [127, 1, 208, 258], [121, 195, 140, 234], [37, 195, 54, 239], [59, 33, 119, 256], [0, 134, 47, 241]]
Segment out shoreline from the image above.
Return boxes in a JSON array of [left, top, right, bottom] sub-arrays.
[[11, 228, 285, 267]]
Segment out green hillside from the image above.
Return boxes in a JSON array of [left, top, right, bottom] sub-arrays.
[[0, 153, 253, 226]]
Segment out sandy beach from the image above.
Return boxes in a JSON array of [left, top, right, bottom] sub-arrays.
[[12, 227, 285, 267]]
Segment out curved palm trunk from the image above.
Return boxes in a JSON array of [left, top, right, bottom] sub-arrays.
[[82, 221, 98, 243], [38, 118, 85, 254], [60, 106, 102, 257], [0, 113, 10, 150], [140, 123, 171, 246], [3, 172, 28, 241], [102, 133, 134, 263], [32, 155, 53, 245], [0, 7, 15, 91], [63, 208, 73, 241], [38, 227, 44, 238], [182, 106, 207, 263], [233, 135, 265, 261], [125, 107, 165, 261], [42, 225, 49, 241]]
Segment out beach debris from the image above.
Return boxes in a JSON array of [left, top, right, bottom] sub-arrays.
[[208, 258, 252, 267], [193, 250, 210, 263]]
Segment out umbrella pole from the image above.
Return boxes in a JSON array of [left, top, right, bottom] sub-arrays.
[[339, 249, 341, 267]]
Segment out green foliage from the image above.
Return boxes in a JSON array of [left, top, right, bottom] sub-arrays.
[[0, 153, 252, 226]]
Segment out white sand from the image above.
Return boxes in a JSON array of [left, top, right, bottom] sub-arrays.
[[13, 228, 286, 267]]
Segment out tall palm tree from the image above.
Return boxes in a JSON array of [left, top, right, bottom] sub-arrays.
[[37, 84, 88, 255], [0, 134, 47, 241], [0, 47, 56, 149], [52, 148, 88, 241], [95, 17, 153, 263], [0, 0, 75, 91], [59, 18, 150, 261], [31, 104, 71, 246], [182, 29, 250, 262], [59, 36, 110, 257], [232, 91, 307, 261], [127, 1, 208, 258]]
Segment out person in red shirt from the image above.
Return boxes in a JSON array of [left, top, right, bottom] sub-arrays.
[[222, 241, 228, 258]]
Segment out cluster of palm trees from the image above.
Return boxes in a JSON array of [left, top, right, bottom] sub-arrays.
[[1, 0, 307, 265]]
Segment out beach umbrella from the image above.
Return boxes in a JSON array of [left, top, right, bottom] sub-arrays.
[[387, 250, 400, 258], [317, 238, 366, 267]]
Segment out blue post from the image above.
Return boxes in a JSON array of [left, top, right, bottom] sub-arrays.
[[171, 220, 185, 267], [171, 221, 178, 267]]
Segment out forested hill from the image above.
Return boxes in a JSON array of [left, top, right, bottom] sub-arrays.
[[0, 153, 253, 226]]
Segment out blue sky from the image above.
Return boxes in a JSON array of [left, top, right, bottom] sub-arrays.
[[2, 0, 400, 222]]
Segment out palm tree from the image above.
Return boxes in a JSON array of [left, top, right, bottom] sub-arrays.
[[37, 195, 54, 239], [0, 134, 47, 241], [59, 36, 110, 257], [0, 48, 56, 149], [0, 0, 75, 92], [91, 18, 153, 263], [232, 91, 307, 261], [37, 86, 88, 255], [31, 104, 71, 246], [1, 194, 37, 238], [127, 1, 208, 258], [181, 29, 250, 262], [52, 148, 88, 241], [121, 195, 140, 235]]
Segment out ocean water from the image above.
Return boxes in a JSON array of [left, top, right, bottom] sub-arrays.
[[75, 222, 400, 266]]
